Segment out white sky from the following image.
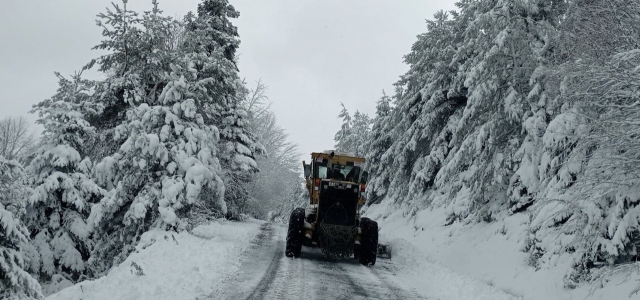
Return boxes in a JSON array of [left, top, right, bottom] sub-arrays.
[[0, 0, 457, 163]]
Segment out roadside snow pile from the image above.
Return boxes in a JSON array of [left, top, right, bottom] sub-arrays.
[[386, 238, 520, 300], [46, 219, 261, 300], [368, 201, 640, 300]]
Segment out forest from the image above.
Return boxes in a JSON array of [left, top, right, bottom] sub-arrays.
[[333, 0, 640, 291], [1, 1, 304, 298]]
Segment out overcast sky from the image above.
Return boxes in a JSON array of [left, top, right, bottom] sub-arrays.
[[0, 0, 457, 163]]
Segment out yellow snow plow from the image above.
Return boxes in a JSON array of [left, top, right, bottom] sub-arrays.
[[284, 150, 390, 265]]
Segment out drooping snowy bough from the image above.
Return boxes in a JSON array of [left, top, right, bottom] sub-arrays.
[[359, 0, 640, 286], [1, 156, 43, 299], [25, 74, 104, 283]]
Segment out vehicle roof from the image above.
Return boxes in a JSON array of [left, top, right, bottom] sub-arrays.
[[311, 151, 366, 163]]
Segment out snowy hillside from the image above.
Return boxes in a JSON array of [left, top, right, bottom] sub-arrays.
[[327, 0, 640, 297], [1, 0, 304, 298], [46, 219, 530, 300], [368, 202, 640, 300], [46, 220, 260, 300], [41, 214, 640, 300]]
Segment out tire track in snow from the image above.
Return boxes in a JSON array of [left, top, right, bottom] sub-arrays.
[[299, 251, 370, 299], [220, 223, 429, 300], [243, 240, 284, 300], [333, 258, 428, 300], [366, 260, 429, 300], [207, 222, 281, 300], [295, 247, 427, 300], [253, 249, 307, 300], [245, 226, 306, 300]]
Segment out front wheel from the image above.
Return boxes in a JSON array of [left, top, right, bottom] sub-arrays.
[[358, 217, 378, 266], [285, 208, 305, 258]]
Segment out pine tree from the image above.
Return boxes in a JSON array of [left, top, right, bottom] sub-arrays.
[[432, 0, 538, 220], [365, 92, 393, 204], [366, 8, 468, 206], [24, 73, 104, 282], [90, 59, 228, 259], [0, 157, 43, 299], [196, 0, 240, 63], [528, 0, 640, 284], [217, 83, 260, 217], [85, 0, 248, 271], [353, 0, 640, 284], [350, 111, 371, 157], [333, 104, 371, 157], [334, 103, 353, 154], [187, 0, 260, 217]]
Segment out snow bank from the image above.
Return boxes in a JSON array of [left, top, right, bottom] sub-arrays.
[[368, 201, 640, 300], [46, 219, 261, 300], [386, 237, 520, 300]]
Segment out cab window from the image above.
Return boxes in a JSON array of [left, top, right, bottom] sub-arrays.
[[314, 162, 328, 179]]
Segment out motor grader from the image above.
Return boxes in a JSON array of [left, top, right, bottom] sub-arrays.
[[285, 151, 379, 266]]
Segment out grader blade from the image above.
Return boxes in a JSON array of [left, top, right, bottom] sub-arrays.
[[376, 243, 392, 259]]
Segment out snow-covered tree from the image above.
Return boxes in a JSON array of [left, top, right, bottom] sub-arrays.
[[334, 104, 371, 156], [81, 0, 261, 271], [242, 81, 301, 219], [350, 111, 371, 157], [268, 182, 308, 223], [90, 61, 228, 269], [357, 0, 640, 286], [365, 91, 393, 204], [85, 1, 234, 272], [195, 0, 240, 63], [0, 116, 36, 162], [0, 156, 29, 218], [25, 73, 104, 282], [428, 0, 561, 222], [185, 0, 260, 218], [217, 85, 260, 217], [363, 8, 468, 208], [334, 103, 353, 154], [526, 0, 640, 286], [0, 157, 43, 299]]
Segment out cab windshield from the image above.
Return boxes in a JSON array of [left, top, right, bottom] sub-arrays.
[[315, 163, 361, 182]]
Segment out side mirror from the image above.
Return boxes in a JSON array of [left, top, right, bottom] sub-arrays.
[[303, 164, 311, 177], [360, 171, 369, 184]]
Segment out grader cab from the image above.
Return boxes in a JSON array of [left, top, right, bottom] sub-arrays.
[[285, 151, 379, 266]]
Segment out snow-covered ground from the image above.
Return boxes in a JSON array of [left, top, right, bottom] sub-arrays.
[[46, 219, 261, 300], [384, 238, 520, 300], [214, 221, 519, 300], [367, 200, 640, 300], [46, 217, 528, 300], [46, 206, 639, 300]]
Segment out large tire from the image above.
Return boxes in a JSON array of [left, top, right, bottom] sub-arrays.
[[285, 208, 305, 258], [358, 217, 378, 266]]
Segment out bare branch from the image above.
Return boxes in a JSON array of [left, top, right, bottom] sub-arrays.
[[0, 116, 36, 161]]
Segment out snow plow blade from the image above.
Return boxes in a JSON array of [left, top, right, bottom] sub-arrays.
[[376, 243, 392, 259]]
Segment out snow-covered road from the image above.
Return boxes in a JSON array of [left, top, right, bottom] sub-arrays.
[[212, 223, 425, 300], [46, 220, 524, 300]]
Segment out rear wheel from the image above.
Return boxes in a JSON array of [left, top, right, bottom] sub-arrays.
[[358, 217, 378, 266], [285, 208, 305, 258]]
